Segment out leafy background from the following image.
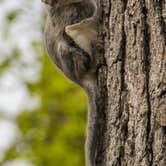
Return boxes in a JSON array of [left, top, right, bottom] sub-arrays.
[[0, 1, 86, 166]]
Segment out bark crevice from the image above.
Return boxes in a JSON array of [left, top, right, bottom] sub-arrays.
[[140, 1, 153, 165]]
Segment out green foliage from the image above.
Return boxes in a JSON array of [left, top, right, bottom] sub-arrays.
[[1, 2, 87, 165], [6, 9, 22, 22], [0, 47, 21, 74], [2, 51, 87, 166]]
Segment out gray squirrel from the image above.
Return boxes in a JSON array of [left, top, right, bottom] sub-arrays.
[[42, 0, 103, 165]]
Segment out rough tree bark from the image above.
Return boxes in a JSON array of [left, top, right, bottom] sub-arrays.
[[94, 0, 166, 165]]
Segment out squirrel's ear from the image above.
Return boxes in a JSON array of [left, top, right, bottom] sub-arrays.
[[41, 0, 55, 6]]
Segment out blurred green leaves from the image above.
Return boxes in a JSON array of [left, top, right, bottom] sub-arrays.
[[0, 47, 21, 74], [0, 1, 87, 165], [2, 50, 87, 166], [6, 9, 22, 22], [1, 49, 87, 166]]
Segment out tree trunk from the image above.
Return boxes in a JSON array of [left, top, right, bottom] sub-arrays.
[[94, 0, 166, 165]]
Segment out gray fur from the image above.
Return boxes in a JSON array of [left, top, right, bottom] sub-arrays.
[[42, 1, 100, 165]]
